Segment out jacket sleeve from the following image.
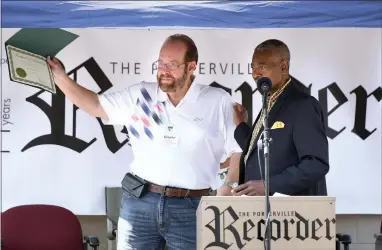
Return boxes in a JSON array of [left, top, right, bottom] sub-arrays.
[[269, 97, 330, 195], [234, 122, 252, 151]]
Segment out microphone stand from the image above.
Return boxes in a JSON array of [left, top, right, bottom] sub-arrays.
[[261, 86, 272, 250]]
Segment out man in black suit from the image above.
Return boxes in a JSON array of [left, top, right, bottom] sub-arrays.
[[218, 39, 329, 196]]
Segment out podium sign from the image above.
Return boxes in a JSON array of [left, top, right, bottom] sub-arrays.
[[196, 196, 336, 250]]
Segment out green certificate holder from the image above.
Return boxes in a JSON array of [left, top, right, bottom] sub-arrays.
[[4, 28, 79, 94]]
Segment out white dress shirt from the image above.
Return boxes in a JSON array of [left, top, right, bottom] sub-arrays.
[[98, 81, 242, 190]]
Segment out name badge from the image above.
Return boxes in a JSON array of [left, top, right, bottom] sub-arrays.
[[163, 124, 178, 146]]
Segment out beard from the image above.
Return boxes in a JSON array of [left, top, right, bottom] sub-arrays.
[[157, 68, 187, 93]]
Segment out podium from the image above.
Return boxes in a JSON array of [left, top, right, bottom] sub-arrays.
[[196, 196, 336, 250]]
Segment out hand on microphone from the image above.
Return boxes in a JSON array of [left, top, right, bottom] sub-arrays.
[[233, 103, 248, 126]]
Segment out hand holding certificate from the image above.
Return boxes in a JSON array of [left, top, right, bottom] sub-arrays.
[[46, 56, 67, 78], [4, 28, 78, 94]]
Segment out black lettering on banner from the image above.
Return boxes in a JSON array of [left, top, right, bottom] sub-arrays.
[[270, 220, 281, 241], [210, 81, 232, 95], [210, 63, 216, 75], [21, 87, 96, 153], [243, 219, 255, 241], [235, 82, 257, 126], [110, 62, 141, 74], [1, 57, 8, 65], [311, 218, 323, 240], [283, 218, 294, 241], [135, 63, 140, 74], [202, 205, 336, 248], [325, 218, 336, 240], [238, 63, 244, 75], [295, 212, 309, 241], [108, 63, 382, 140], [1, 98, 12, 153], [110, 62, 117, 73], [220, 63, 228, 74], [22, 57, 129, 153], [204, 205, 246, 249], [151, 62, 252, 75], [256, 219, 265, 242], [121, 62, 129, 74], [199, 63, 205, 75], [230, 63, 234, 75], [350, 86, 382, 140], [211, 79, 380, 140], [151, 61, 157, 74], [2, 98, 12, 126], [318, 82, 348, 139], [22, 56, 381, 154]]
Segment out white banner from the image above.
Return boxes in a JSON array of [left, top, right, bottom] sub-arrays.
[[1, 28, 381, 215]]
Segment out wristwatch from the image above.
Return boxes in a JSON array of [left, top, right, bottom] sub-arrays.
[[224, 181, 238, 188]]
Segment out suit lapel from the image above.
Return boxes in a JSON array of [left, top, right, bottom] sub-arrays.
[[245, 81, 296, 160]]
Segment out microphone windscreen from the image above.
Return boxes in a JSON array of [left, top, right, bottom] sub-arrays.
[[256, 77, 272, 94]]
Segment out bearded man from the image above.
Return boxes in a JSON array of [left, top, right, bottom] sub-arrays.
[[47, 34, 242, 250]]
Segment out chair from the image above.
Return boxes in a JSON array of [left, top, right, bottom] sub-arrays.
[[336, 233, 352, 250], [375, 221, 382, 250], [1, 204, 100, 250], [105, 187, 122, 250]]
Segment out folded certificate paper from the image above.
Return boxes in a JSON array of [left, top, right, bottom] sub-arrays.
[[4, 28, 79, 94], [6, 45, 56, 93]]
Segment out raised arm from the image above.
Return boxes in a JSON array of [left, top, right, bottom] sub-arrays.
[[47, 56, 107, 120], [48, 56, 136, 125]]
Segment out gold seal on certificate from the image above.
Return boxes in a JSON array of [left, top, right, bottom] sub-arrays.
[[4, 28, 79, 94]]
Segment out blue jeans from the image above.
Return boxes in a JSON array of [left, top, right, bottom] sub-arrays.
[[117, 190, 201, 250]]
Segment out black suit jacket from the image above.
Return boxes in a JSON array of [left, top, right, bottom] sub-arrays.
[[235, 77, 329, 196]]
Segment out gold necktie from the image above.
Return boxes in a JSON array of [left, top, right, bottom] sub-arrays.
[[244, 102, 270, 164], [243, 78, 291, 165]]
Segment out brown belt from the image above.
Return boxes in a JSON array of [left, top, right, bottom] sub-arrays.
[[148, 183, 211, 198]]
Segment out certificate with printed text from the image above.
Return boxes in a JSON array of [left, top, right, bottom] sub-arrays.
[[6, 45, 56, 94]]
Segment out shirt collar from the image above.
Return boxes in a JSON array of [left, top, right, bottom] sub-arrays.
[[156, 80, 200, 103], [269, 77, 292, 103]]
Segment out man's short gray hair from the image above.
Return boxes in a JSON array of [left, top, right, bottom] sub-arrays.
[[255, 39, 291, 64]]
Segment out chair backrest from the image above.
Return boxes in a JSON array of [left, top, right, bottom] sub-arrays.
[[376, 221, 382, 250], [105, 187, 122, 226], [1, 204, 84, 250]]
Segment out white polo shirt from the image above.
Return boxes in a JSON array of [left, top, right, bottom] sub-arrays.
[[98, 81, 242, 190]]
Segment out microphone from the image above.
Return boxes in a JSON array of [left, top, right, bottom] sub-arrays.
[[256, 77, 272, 94], [256, 76, 273, 250]]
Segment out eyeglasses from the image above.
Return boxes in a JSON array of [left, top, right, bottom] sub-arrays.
[[153, 60, 186, 71]]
